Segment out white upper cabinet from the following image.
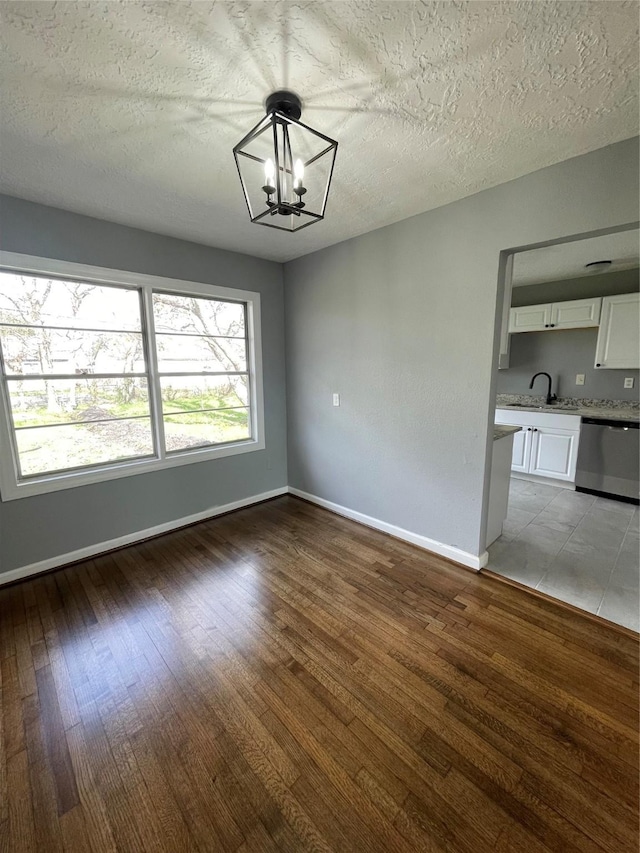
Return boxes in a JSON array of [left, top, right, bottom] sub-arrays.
[[550, 297, 601, 329], [509, 303, 552, 333], [509, 297, 601, 333], [594, 293, 640, 370]]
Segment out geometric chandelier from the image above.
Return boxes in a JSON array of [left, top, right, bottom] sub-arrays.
[[233, 90, 338, 232]]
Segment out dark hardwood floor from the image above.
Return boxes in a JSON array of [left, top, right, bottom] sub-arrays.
[[1, 495, 638, 852]]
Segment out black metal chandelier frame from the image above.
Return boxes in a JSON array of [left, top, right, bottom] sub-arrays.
[[233, 91, 338, 233]]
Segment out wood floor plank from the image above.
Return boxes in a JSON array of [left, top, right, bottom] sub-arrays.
[[82, 693, 170, 851], [22, 692, 64, 853], [255, 679, 416, 853], [58, 804, 92, 853], [0, 665, 6, 828], [446, 680, 638, 850], [1, 656, 24, 760], [64, 723, 118, 853], [0, 494, 637, 852], [5, 749, 36, 853], [436, 643, 639, 769], [34, 666, 79, 817]]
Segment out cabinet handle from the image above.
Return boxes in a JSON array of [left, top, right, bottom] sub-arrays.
[[533, 428, 538, 432], [544, 324, 549, 328], [550, 324, 555, 328], [527, 427, 532, 431], [596, 363, 602, 367]]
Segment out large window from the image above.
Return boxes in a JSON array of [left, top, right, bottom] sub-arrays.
[[0, 254, 264, 499]]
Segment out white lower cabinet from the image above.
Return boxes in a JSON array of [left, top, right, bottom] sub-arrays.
[[510, 427, 532, 473], [528, 427, 579, 481], [495, 410, 581, 483]]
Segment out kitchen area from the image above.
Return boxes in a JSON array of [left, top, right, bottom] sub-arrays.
[[487, 228, 639, 631]]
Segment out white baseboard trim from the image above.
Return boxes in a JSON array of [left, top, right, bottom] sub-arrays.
[[0, 486, 289, 587], [289, 487, 487, 571], [1, 484, 487, 586], [511, 473, 575, 490]]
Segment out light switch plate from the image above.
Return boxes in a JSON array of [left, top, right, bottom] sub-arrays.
[[332, 393, 340, 406], [624, 377, 634, 389], [575, 374, 585, 386]]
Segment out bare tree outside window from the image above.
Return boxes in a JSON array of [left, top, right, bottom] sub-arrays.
[[0, 272, 253, 480], [152, 293, 251, 452]]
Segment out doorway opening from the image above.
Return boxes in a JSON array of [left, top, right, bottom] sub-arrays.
[[483, 225, 639, 632]]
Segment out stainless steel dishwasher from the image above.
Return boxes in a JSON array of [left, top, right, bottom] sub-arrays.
[[575, 417, 639, 502]]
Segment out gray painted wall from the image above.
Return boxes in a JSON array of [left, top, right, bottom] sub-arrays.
[[0, 195, 287, 574], [499, 329, 639, 401], [284, 137, 639, 558], [511, 267, 639, 307], [499, 269, 640, 401]]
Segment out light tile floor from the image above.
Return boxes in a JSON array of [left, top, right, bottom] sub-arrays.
[[487, 478, 640, 632]]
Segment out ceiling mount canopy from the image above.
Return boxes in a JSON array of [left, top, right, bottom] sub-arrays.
[[265, 90, 302, 121], [233, 89, 338, 233]]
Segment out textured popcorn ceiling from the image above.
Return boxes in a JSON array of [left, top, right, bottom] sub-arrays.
[[0, 1, 638, 263]]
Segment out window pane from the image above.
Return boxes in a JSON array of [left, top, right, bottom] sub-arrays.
[[155, 334, 246, 373], [16, 419, 154, 477], [152, 293, 245, 338], [0, 273, 141, 331], [0, 328, 145, 376], [164, 408, 250, 452], [7, 378, 150, 428], [160, 375, 248, 414]]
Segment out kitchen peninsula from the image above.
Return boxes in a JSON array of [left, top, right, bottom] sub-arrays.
[[487, 424, 522, 548]]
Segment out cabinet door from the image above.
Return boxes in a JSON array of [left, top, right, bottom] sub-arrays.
[[551, 297, 601, 329], [508, 303, 552, 333], [529, 428, 579, 481], [594, 293, 640, 369], [510, 427, 532, 473]]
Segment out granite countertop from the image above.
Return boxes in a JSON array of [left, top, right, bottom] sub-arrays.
[[493, 425, 522, 441], [496, 394, 639, 423]]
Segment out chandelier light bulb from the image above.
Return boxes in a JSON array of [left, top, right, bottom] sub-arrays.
[[294, 159, 304, 189], [264, 158, 275, 189]]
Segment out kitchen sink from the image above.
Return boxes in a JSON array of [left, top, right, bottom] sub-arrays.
[[506, 403, 578, 411], [506, 404, 544, 408]]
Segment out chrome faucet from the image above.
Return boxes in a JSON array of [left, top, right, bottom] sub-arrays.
[[529, 372, 557, 405]]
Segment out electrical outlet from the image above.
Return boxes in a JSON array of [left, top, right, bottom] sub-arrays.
[[624, 377, 634, 389], [575, 374, 585, 386], [332, 393, 340, 407]]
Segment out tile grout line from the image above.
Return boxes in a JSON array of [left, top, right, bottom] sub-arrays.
[[512, 485, 575, 593], [495, 480, 638, 630], [529, 493, 592, 600], [533, 491, 589, 591], [551, 502, 590, 557]]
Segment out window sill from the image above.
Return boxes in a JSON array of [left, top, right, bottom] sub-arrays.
[[0, 436, 265, 501]]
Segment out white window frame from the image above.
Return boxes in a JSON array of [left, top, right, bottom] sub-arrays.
[[0, 252, 265, 501]]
